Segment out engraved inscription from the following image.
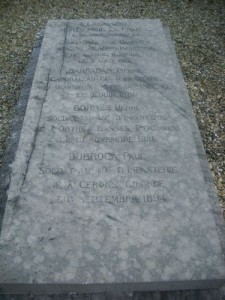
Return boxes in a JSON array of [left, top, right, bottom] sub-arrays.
[[36, 20, 182, 207]]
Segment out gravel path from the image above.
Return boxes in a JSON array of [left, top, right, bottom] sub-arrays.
[[0, 1, 225, 298]]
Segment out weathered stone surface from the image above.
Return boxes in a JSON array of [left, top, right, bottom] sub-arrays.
[[0, 19, 224, 294]]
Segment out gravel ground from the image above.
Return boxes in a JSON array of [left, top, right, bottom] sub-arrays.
[[0, 1, 225, 299], [0, 0, 224, 211]]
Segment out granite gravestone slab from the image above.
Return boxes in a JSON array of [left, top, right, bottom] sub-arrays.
[[0, 19, 225, 294]]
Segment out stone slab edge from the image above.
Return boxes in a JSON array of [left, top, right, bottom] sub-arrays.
[[0, 31, 44, 233], [0, 289, 224, 300]]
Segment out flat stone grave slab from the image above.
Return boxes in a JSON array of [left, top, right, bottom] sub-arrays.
[[0, 19, 225, 294]]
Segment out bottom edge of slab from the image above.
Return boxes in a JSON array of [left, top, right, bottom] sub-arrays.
[[0, 279, 225, 294]]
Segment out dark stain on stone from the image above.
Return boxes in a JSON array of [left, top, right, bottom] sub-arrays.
[[106, 215, 119, 222]]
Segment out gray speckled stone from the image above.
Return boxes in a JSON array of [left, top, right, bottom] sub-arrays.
[[0, 19, 225, 294]]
